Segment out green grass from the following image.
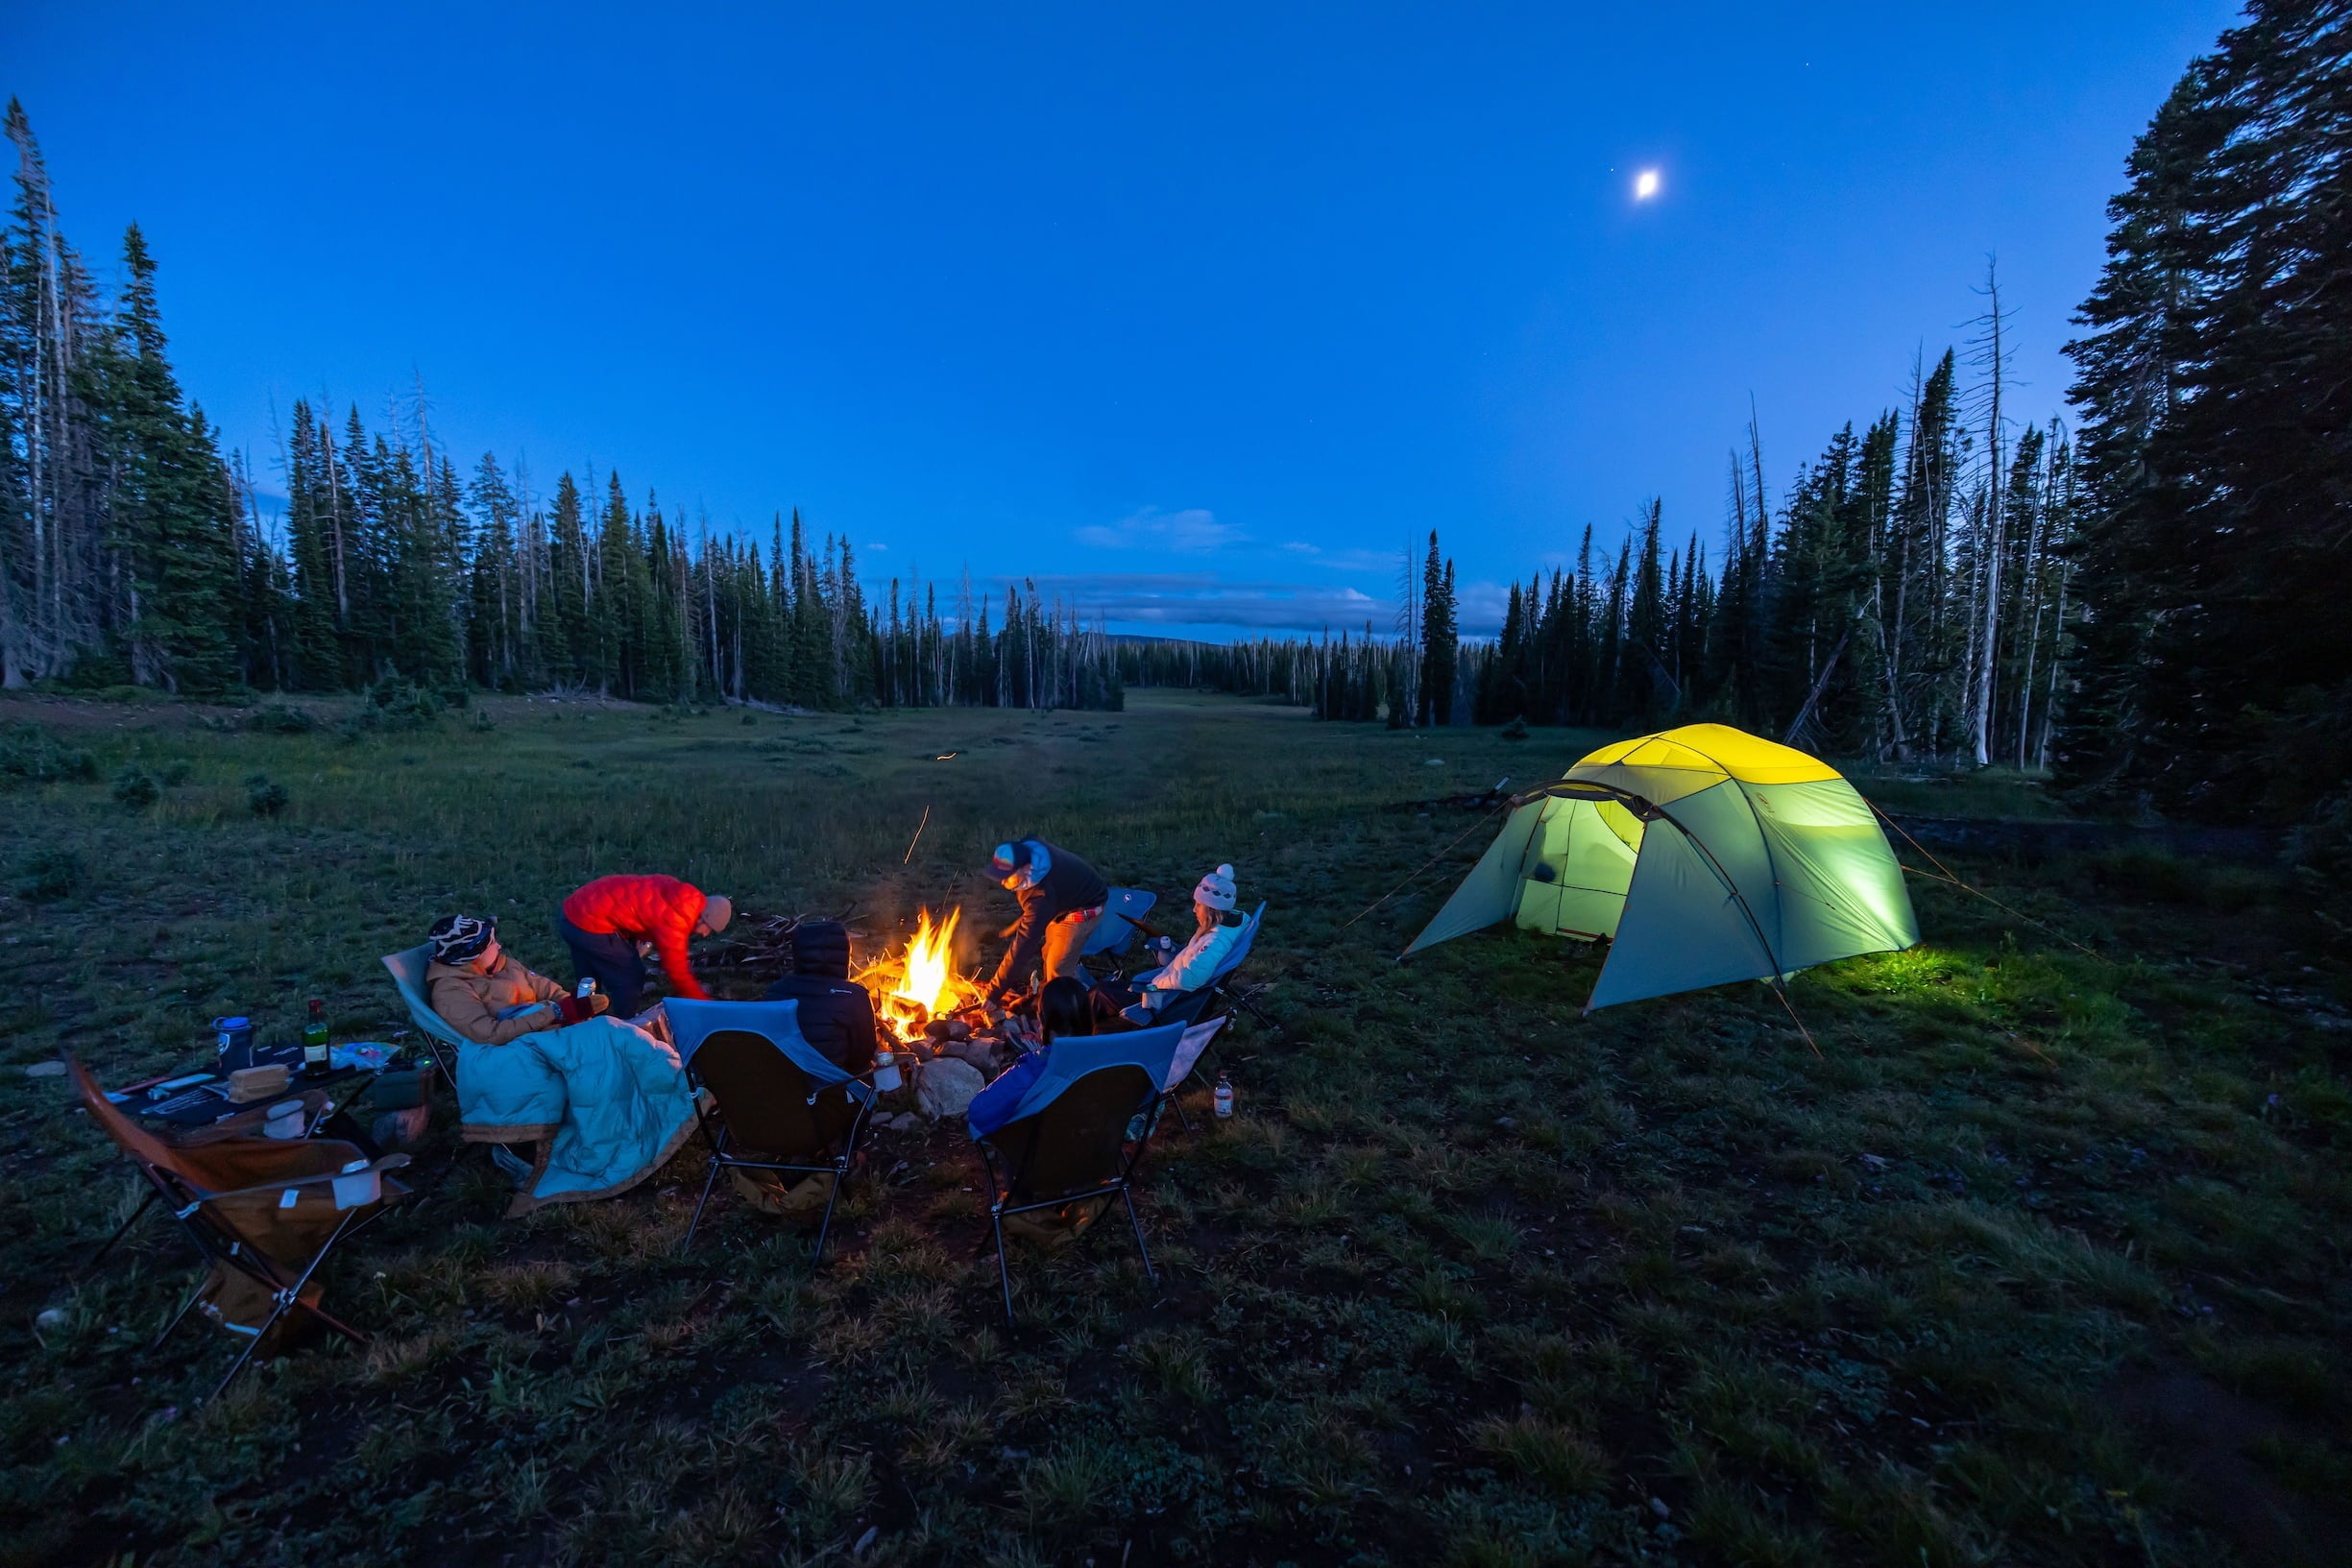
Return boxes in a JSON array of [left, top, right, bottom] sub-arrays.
[[1, 688, 2347, 1565]]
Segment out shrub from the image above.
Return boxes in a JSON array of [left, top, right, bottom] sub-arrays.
[[12, 849, 82, 903], [0, 722, 97, 786], [246, 704, 318, 734], [110, 766, 158, 809], [246, 774, 290, 817], [158, 760, 191, 786], [362, 678, 443, 730]]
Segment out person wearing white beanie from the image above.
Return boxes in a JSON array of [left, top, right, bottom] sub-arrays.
[[1096, 863, 1248, 1023]]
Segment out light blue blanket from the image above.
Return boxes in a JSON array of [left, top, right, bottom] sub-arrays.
[[382, 947, 701, 1215]]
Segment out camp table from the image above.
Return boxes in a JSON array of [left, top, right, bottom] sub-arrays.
[[115, 1039, 392, 1142]]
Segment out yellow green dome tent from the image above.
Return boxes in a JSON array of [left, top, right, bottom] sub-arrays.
[[1404, 724, 1918, 1010]]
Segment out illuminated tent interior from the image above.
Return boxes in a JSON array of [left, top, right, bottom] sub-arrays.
[[1405, 725, 1919, 1010]]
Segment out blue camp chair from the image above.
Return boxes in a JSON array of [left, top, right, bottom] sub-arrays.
[[967, 1020, 1189, 1324], [1121, 902, 1267, 1028], [1110, 904, 1266, 1127], [663, 998, 875, 1262], [380, 945, 466, 1088], [1080, 887, 1159, 959]]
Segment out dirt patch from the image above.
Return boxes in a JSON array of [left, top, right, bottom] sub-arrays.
[[2108, 1367, 2352, 1566]]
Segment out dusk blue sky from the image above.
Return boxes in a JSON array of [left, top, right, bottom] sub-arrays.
[[9, 3, 2237, 639]]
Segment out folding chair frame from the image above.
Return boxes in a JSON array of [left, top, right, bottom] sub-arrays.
[[139, 1155, 403, 1402], [977, 1084, 1165, 1326], [679, 1067, 871, 1265]]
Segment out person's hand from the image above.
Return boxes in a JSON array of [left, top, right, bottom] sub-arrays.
[[587, 992, 611, 1018]]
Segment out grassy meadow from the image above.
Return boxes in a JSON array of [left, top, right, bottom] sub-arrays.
[[1, 688, 2347, 1566]]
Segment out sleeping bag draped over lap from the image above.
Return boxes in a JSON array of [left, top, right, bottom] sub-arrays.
[[455, 1016, 701, 1216]]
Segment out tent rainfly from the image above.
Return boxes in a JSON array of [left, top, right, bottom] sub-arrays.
[[1404, 724, 1918, 1011]]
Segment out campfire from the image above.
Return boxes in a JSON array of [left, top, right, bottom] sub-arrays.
[[856, 906, 986, 1047]]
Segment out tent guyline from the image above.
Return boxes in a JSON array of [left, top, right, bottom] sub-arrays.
[[1401, 725, 1921, 1016]]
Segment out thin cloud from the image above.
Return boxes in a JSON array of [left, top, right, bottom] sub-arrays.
[[1074, 506, 1244, 553]]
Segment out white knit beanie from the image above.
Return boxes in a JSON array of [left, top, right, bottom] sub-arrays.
[[1194, 863, 1237, 911]]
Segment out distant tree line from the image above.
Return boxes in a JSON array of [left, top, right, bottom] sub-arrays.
[[0, 100, 1121, 713]]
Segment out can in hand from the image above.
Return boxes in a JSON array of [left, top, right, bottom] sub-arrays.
[[577, 977, 596, 1000]]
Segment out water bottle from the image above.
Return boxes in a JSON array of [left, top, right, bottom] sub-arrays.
[[303, 999, 330, 1075], [1213, 1073, 1235, 1120], [873, 1047, 903, 1093], [213, 1016, 255, 1073]]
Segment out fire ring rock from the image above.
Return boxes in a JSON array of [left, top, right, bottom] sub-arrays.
[[915, 1057, 985, 1122]]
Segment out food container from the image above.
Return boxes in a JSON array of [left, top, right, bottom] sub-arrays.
[[262, 1099, 306, 1139], [228, 1064, 292, 1103]]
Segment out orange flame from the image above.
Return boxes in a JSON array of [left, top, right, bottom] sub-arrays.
[[857, 906, 982, 1042]]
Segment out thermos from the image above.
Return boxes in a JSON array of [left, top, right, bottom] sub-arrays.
[[213, 1016, 256, 1073]]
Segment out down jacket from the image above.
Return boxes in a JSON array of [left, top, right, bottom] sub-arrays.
[[562, 875, 715, 1001]]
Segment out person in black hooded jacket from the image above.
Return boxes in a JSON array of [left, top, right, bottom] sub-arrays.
[[762, 920, 879, 1073]]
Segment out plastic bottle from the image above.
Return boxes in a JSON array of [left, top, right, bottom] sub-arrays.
[[303, 999, 330, 1074], [1213, 1072, 1235, 1120], [873, 1047, 903, 1093]]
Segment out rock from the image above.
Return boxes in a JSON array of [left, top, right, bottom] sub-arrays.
[[36, 1308, 65, 1331], [917, 1057, 984, 1122], [23, 1061, 63, 1078]]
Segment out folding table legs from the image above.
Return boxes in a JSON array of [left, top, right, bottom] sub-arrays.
[[93, 1189, 161, 1268]]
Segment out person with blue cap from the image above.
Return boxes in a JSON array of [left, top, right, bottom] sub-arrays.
[[982, 836, 1109, 1006]]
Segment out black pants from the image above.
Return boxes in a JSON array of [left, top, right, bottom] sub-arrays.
[[558, 912, 646, 1014]]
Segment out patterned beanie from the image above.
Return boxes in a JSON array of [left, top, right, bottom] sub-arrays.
[[428, 914, 497, 963], [1194, 863, 1238, 912]]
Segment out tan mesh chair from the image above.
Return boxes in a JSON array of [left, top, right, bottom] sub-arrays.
[[68, 1056, 410, 1401]]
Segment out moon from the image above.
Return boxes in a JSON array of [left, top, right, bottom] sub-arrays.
[[1634, 169, 1661, 201]]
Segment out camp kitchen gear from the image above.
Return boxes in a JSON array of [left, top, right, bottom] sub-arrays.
[[227, 1064, 291, 1103], [212, 1017, 256, 1072], [303, 999, 329, 1073], [262, 1099, 306, 1140], [372, 1067, 425, 1111], [1213, 1073, 1235, 1120], [872, 1047, 903, 1093], [149, 1073, 213, 1098]]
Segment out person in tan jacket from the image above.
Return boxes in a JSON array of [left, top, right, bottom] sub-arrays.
[[424, 915, 609, 1046]]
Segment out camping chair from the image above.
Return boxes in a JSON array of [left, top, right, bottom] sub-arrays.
[[1112, 903, 1266, 1122], [1080, 888, 1159, 961], [969, 1021, 1188, 1324], [663, 998, 875, 1263], [380, 944, 465, 1088], [66, 1055, 410, 1402]]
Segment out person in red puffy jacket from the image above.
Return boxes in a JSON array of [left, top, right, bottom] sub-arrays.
[[558, 875, 734, 1012]]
